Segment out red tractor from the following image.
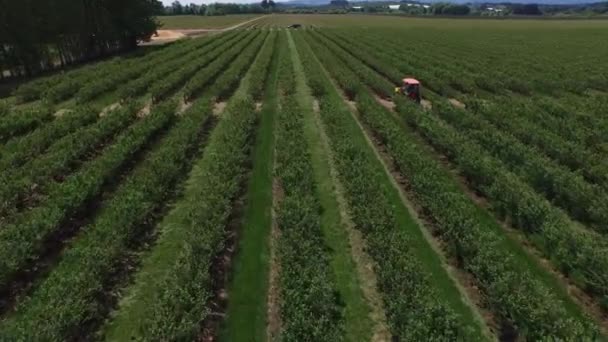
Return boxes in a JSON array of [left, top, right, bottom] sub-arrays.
[[394, 78, 421, 104]]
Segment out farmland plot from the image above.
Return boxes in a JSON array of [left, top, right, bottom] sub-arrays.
[[0, 16, 607, 341]]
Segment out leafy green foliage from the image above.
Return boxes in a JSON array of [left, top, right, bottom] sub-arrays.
[[116, 32, 239, 101], [0, 106, 99, 171], [179, 31, 262, 101], [0, 104, 137, 219], [379, 95, 599, 339], [432, 101, 608, 234], [0, 100, 177, 291], [0, 98, 208, 341], [0, 105, 54, 143], [247, 31, 278, 101], [2, 0, 159, 79], [397, 98, 608, 318], [126, 97, 255, 341]]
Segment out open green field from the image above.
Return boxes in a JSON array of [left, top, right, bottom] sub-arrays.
[[252, 13, 608, 28], [0, 14, 607, 341], [159, 14, 263, 29]]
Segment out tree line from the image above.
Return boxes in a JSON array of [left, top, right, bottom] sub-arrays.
[[161, 1, 275, 16], [0, 0, 162, 79]]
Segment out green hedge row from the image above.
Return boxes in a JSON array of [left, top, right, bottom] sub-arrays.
[[152, 31, 261, 103], [0, 105, 54, 143], [248, 31, 278, 101], [0, 105, 99, 171], [0, 104, 137, 219], [432, 101, 608, 234], [328, 30, 453, 99], [44, 40, 208, 104], [73, 39, 210, 104], [398, 98, 608, 315], [119, 31, 241, 101], [13, 37, 207, 104], [0, 100, 177, 290], [465, 97, 608, 191], [0, 96, 210, 341], [309, 30, 394, 99], [314, 28, 608, 317], [301, 28, 599, 339], [207, 31, 269, 102]]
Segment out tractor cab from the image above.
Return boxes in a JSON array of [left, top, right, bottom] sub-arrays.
[[395, 78, 421, 104]]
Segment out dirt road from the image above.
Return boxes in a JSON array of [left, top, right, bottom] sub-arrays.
[[145, 15, 268, 45]]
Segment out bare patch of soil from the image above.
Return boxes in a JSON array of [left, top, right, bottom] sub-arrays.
[[373, 94, 395, 111], [346, 100, 357, 112], [100, 102, 121, 117], [255, 102, 263, 112], [266, 178, 283, 341], [212, 102, 227, 117], [312, 99, 320, 113], [152, 30, 186, 41], [449, 98, 466, 109], [177, 98, 192, 116], [54, 108, 71, 118], [421, 99, 433, 111], [137, 101, 152, 118]]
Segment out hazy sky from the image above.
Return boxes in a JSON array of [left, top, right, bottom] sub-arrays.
[[161, 0, 262, 4]]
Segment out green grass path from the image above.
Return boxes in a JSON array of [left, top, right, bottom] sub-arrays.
[[219, 45, 280, 342], [293, 30, 491, 341], [287, 30, 374, 342]]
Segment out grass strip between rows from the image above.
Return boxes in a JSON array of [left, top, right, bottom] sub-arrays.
[[305, 27, 600, 338], [275, 31, 345, 341], [294, 31, 484, 340], [220, 30, 279, 342], [307, 27, 608, 330], [102, 31, 269, 341], [289, 30, 375, 341]]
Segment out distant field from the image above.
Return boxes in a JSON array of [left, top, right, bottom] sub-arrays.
[[158, 14, 262, 29], [254, 13, 608, 29]]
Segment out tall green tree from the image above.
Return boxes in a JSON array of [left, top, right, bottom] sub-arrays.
[[0, 0, 161, 77]]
